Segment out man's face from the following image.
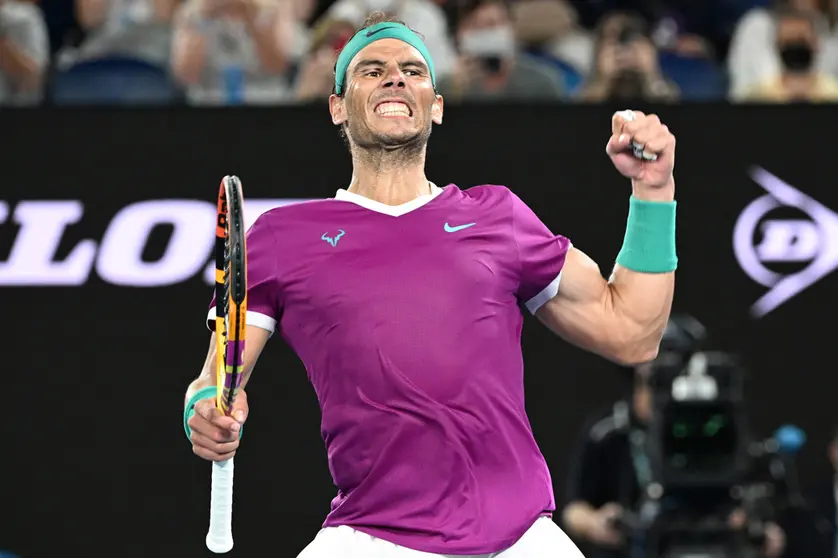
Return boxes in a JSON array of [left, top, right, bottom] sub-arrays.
[[329, 39, 443, 150]]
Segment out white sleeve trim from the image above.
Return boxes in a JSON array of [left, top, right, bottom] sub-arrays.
[[206, 307, 277, 334], [525, 271, 563, 315]]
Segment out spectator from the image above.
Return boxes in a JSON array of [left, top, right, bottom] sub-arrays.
[[742, 7, 838, 101], [171, 0, 296, 105], [287, 0, 314, 68], [59, 0, 179, 67], [578, 11, 678, 103], [325, 0, 455, 78], [728, 0, 838, 99], [511, 0, 593, 75], [436, 0, 564, 102], [565, 0, 734, 59], [293, 16, 354, 101], [0, 0, 49, 105]]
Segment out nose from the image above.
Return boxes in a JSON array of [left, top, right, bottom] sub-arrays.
[[381, 65, 406, 90]]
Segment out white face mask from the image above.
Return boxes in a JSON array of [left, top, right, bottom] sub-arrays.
[[459, 26, 516, 58]]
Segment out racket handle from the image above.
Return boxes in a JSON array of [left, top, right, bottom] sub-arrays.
[[206, 458, 235, 553]]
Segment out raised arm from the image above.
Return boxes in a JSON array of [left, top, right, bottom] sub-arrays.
[[171, 2, 209, 86], [536, 111, 677, 365], [536, 247, 674, 364]]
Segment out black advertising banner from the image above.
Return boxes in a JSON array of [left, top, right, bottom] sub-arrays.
[[2, 106, 836, 558]]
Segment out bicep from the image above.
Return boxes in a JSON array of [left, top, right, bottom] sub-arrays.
[[535, 246, 615, 357], [199, 325, 272, 389]]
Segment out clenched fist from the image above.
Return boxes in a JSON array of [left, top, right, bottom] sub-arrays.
[[188, 390, 249, 461], [606, 110, 676, 197]]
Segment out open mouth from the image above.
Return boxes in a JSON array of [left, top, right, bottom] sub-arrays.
[[374, 101, 413, 118]]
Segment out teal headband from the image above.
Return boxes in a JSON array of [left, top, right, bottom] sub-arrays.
[[334, 22, 437, 96]]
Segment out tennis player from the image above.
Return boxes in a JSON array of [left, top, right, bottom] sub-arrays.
[[184, 12, 677, 558]]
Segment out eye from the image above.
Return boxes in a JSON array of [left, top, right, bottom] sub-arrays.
[[405, 70, 421, 76], [366, 70, 381, 77]]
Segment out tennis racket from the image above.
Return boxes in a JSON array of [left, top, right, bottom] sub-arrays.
[[207, 175, 248, 554]]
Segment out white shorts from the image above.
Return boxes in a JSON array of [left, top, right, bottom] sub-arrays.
[[296, 517, 586, 558]]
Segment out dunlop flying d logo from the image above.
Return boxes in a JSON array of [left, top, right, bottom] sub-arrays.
[[733, 167, 838, 318]]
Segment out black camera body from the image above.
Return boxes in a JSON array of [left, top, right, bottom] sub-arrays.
[[646, 350, 750, 496], [613, 317, 802, 558]]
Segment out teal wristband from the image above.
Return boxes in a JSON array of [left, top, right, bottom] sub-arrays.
[[615, 196, 678, 273], [183, 386, 243, 442]]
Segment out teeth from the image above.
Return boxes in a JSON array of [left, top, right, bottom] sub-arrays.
[[376, 102, 410, 116]]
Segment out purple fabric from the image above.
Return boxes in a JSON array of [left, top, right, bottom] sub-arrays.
[[207, 184, 571, 554]]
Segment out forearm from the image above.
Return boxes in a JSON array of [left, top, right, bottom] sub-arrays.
[[185, 325, 271, 406], [153, 0, 179, 22], [76, 0, 110, 29], [562, 501, 598, 538], [0, 37, 43, 88], [605, 179, 676, 360], [537, 179, 676, 364], [185, 336, 219, 406], [603, 265, 674, 362], [246, 13, 287, 74], [171, 26, 208, 85]]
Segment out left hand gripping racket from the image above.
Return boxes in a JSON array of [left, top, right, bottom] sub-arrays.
[[207, 175, 247, 554]]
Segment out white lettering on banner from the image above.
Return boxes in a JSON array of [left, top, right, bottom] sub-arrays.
[[0, 198, 310, 287], [732, 167, 838, 318], [0, 201, 98, 285], [97, 201, 216, 286]]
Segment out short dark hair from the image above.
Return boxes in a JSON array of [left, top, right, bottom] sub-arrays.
[[774, 6, 819, 29], [449, 0, 511, 30]]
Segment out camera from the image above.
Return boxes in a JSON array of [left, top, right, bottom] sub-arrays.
[[613, 316, 805, 558], [617, 21, 647, 46]]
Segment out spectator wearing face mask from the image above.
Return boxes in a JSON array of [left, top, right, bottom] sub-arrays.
[[171, 0, 296, 105], [743, 7, 838, 102], [511, 0, 593, 76], [436, 0, 564, 102], [0, 0, 49, 105], [578, 12, 678, 103], [59, 0, 179, 67], [325, 0, 455, 78], [728, 0, 838, 100]]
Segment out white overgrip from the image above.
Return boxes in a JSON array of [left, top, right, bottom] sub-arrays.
[[206, 458, 235, 553]]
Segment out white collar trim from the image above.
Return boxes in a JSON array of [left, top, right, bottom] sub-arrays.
[[334, 183, 443, 216]]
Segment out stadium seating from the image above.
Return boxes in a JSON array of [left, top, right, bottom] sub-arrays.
[[50, 56, 182, 105]]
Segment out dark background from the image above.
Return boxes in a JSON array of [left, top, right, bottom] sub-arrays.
[[1, 105, 834, 558]]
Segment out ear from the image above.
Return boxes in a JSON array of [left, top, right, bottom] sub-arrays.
[[329, 94, 347, 126], [432, 94, 444, 125]]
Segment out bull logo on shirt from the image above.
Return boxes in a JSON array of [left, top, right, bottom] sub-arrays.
[[321, 229, 346, 247]]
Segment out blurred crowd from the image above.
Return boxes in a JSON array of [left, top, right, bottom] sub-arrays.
[[3, 0, 838, 105]]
